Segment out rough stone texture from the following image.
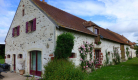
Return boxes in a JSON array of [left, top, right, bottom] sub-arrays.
[[5, 0, 55, 74], [56, 28, 122, 66], [5, 0, 136, 76]]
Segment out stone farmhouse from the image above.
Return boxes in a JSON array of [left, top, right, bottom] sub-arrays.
[[5, 0, 136, 76]]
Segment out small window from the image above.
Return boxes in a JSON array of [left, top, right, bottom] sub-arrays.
[[7, 55, 10, 58], [28, 20, 33, 33], [69, 53, 76, 58], [22, 9, 24, 16], [26, 18, 36, 33], [108, 52, 110, 55], [95, 28, 99, 34], [18, 54, 22, 58], [12, 26, 20, 37], [14, 27, 17, 36]]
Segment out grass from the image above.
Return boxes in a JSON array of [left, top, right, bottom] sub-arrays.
[[86, 57, 138, 80], [0, 59, 5, 64]]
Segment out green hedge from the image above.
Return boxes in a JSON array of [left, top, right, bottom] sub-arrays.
[[54, 32, 75, 59], [42, 59, 86, 80]]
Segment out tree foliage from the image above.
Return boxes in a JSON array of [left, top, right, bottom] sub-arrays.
[[54, 32, 75, 59]]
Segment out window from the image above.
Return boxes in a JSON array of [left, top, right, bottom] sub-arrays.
[[26, 18, 36, 33], [69, 53, 76, 58], [95, 28, 99, 34], [12, 26, 20, 37], [22, 9, 24, 16], [7, 54, 10, 58], [18, 54, 22, 58]]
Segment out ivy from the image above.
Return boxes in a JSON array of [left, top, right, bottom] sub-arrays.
[[112, 47, 120, 64], [105, 50, 109, 66], [126, 47, 129, 57]]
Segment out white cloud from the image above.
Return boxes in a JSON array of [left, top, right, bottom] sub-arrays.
[[48, 0, 105, 16], [0, 0, 138, 43], [48, 0, 138, 42], [0, 0, 15, 44]]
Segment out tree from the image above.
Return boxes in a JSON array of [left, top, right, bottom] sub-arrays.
[[54, 32, 75, 59]]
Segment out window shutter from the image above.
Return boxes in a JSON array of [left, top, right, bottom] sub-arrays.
[[12, 28, 14, 37], [33, 18, 36, 31], [26, 22, 28, 33], [17, 26, 20, 36], [97, 29, 99, 34]]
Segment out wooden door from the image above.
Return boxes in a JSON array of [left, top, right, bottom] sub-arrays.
[[120, 44, 125, 59], [30, 51, 42, 76], [13, 54, 16, 71], [95, 50, 100, 68]]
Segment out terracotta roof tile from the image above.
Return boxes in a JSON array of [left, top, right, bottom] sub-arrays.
[[100, 28, 124, 43], [105, 29, 134, 45], [32, 0, 135, 45], [32, 0, 96, 36]]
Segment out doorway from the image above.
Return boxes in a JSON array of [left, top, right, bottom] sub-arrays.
[[13, 54, 16, 71], [30, 51, 42, 76], [120, 44, 125, 59], [95, 50, 100, 68]]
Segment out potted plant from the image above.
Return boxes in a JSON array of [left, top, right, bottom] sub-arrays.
[[98, 41, 101, 45], [18, 60, 25, 75], [95, 41, 101, 45]]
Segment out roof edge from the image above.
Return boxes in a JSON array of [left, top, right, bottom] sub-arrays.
[[5, 0, 22, 42], [31, 0, 97, 37]]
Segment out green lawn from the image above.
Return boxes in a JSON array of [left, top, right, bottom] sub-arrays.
[[0, 59, 5, 64], [86, 57, 138, 80]]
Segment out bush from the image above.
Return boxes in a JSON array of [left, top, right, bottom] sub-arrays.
[[42, 59, 86, 80], [54, 32, 75, 59]]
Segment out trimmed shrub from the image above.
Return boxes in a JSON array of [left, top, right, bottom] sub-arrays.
[[54, 32, 75, 59], [42, 59, 86, 80]]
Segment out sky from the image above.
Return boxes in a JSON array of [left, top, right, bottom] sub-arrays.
[[0, 0, 138, 44]]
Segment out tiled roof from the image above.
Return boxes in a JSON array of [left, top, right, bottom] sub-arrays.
[[32, 0, 134, 45], [32, 0, 96, 36], [105, 29, 134, 46], [100, 28, 124, 43]]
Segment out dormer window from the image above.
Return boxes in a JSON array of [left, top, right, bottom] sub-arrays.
[[95, 28, 99, 34], [127, 41, 129, 43], [83, 21, 100, 35]]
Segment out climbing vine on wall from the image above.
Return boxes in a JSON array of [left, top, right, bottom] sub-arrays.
[[78, 41, 94, 72], [112, 47, 120, 64], [105, 49, 109, 66], [126, 47, 129, 57]]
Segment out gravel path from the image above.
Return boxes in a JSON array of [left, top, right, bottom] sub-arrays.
[[1, 72, 40, 80]]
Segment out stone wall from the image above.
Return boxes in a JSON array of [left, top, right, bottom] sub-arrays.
[[56, 28, 122, 66], [5, 0, 55, 74]]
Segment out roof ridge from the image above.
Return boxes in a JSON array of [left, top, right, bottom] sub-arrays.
[[32, 0, 96, 36], [34, 0, 86, 22], [106, 28, 131, 45]]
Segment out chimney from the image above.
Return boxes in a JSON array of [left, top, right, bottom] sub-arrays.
[[42, 0, 45, 2], [42, 0, 47, 4]]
